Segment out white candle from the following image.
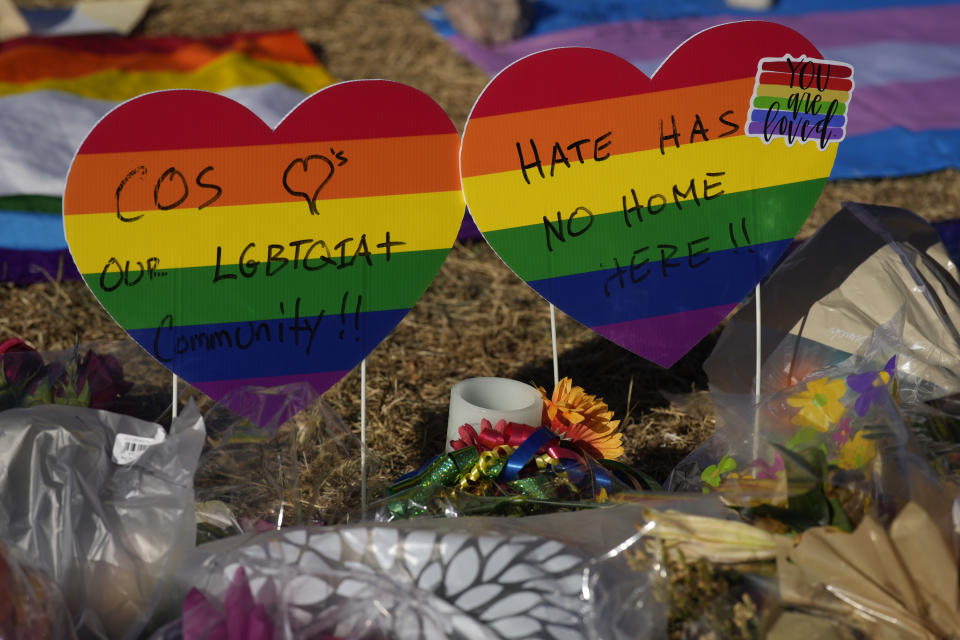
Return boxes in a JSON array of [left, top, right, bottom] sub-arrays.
[[446, 377, 543, 451]]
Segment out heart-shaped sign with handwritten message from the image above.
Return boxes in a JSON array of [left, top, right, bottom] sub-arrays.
[[65, 82, 463, 425], [461, 22, 849, 367]]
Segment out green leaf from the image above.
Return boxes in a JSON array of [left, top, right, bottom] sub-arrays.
[[787, 485, 831, 525], [827, 496, 853, 532], [701, 464, 722, 487], [743, 481, 834, 533], [21, 380, 52, 407], [701, 454, 737, 488], [718, 454, 738, 474], [787, 426, 825, 451]]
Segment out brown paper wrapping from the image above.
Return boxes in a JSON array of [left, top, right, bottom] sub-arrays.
[[778, 502, 960, 639]]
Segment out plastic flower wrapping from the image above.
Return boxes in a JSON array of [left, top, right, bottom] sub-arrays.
[[153, 520, 610, 640], [695, 352, 901, 532], [641, 201, 960, 638], [669, 309, 958, 537], [376, 378, 657, 520]]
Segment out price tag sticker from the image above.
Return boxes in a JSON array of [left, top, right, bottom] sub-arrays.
[[112, 428, 166, 465]]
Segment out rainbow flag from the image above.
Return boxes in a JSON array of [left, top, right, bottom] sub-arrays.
[[0, 31, 334, 284], [427, 0, 960, 180], [63, 85, 463, 415]]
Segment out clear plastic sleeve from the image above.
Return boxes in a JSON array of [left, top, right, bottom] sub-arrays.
[[193, 384, 375, 529], [704, 202, 960, 402], [151, 502, 716, 640]]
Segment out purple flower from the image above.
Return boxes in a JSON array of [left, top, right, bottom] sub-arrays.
[[75, 350, 133, 408], [846, 356, 896, 417], [183, 567, 274, 640]]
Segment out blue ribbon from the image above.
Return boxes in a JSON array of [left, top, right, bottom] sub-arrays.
[[500, 426, 558, 482], [500, 427, 616, 495], [592, 461, 613, 491], [557, 458, 613, 492]]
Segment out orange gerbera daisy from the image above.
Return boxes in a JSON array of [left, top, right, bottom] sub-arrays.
[[537, 377, 623, 460]]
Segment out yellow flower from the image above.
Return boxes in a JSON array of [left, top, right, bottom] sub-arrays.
[[786, 377, 847, 431], [537, 377, 624, 460], [836, 430, 877, 470]]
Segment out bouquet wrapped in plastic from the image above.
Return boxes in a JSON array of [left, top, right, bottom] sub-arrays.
[[642, 203, 960, 637], [0, 401, 205, 639], [669, 311, 956, 535], [670, 202, 960, 534]]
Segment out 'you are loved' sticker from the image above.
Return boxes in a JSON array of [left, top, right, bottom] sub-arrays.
[[746, 55, 854, 148]]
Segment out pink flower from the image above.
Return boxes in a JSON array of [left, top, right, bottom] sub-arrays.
[[745, 452, 784, 479], [0, 338, 44, 387], [450, 422, 481, 450], [183, 567, 273, 640], [833, 416, 853, 448], [449, 418, 539, 452]]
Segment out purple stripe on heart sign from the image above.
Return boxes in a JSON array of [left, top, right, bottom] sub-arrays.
[[592, 303, 738, 368]]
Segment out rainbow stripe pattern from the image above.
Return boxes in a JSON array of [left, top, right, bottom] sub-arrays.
[[0, 30, 335, 284], [460, 22, 839, 367], [64, 84, 463, 422], [746, 56, 854, 147]]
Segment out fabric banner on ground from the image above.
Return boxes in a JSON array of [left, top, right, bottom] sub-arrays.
[[426, 0, 960, 180], [0, 31, 335, 284]]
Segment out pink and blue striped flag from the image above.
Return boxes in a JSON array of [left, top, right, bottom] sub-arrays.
[[426, 0, 960, 180]]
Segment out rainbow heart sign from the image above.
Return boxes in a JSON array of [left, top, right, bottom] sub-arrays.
[[64, 82, 463, 425], [460, 21, 851, 368]]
